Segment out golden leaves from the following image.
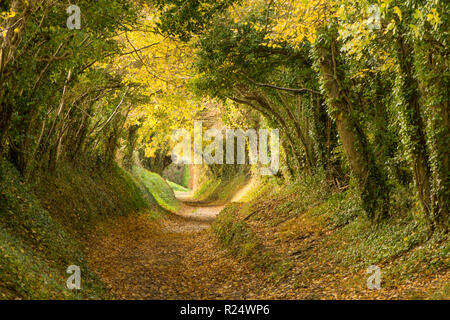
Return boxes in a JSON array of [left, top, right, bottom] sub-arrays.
[[268, 0, 331, 46], [393, 6, 402, 21], [426, 9, 440, 27], [108, 10, 202, 157]]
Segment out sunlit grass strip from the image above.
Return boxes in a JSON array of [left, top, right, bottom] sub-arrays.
[[167, 180, 191, 192], [133, 166, 181, 213]]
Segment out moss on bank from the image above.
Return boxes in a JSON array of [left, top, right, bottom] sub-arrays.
[[166, 180, 191, 192]]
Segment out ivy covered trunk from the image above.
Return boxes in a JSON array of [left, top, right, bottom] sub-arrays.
[[414, 34, 449, 232], [427, 96, 450, 231], [0, 91, 12, 157], [123, 123, 140, 171], [395, 33, 435, 229], [315, 33, 390, 222], [310, 95, 342, 183]]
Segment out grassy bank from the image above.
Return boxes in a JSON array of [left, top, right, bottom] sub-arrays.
[[167, 180, 191, 193], [0, 160, 160, 299], [132, 166, 180, 213], [194, 174, 249, 204], [212, 177, 449, 299]]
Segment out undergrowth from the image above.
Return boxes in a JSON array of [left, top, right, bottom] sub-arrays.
[[194, 174, 248, 203], [167, 180, 191, 192], [212, 203, 291, 280], [133, 165, 180, 213], [212, 175, 449, 298]]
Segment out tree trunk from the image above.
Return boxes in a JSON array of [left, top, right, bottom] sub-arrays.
[[315, 34, 390, 221], [0, 0, 27, 156], [395, 33, 434, 229], [124, 124, 140, 171], [413, 35, 449, 231]]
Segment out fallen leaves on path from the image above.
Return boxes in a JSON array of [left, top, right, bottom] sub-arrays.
[[87, 207, 269, 299], [87, 202, 448, 300]]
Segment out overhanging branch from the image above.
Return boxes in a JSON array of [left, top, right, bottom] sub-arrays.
[[254, 82, 321, 95]]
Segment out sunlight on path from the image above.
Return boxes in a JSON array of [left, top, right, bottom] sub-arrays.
[[174, 191, 225, 223]]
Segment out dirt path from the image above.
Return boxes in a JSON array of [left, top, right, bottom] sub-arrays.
[[87, 187, 449, 300], [87, 190, 449, 300], [87, 193, 270, 299]]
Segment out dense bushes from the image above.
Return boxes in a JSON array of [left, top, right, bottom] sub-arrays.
[[0, 1, 142, 177]]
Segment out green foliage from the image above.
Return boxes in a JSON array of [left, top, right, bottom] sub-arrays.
[[0, 0, 448, 299], [166, 180, 190, 192], [236, 174, 332, 227], [152, 0, 448, 231], [0, 157, 156, 299], [194, 174, 248, 203], [162, 164, 191, 188], [193, 178, 222, 201], [133, 166, 180, 213], [308, 189, 363, 229], [32, 161, 150, 235], [0, 0, 142, 174], [316, 209, 447, 281], [182, 164, 191, 188], [214, 173, 448, 294], [212, 203, 290, 277], [155, 0, 237, 41], [0, 161, 112, 299]]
